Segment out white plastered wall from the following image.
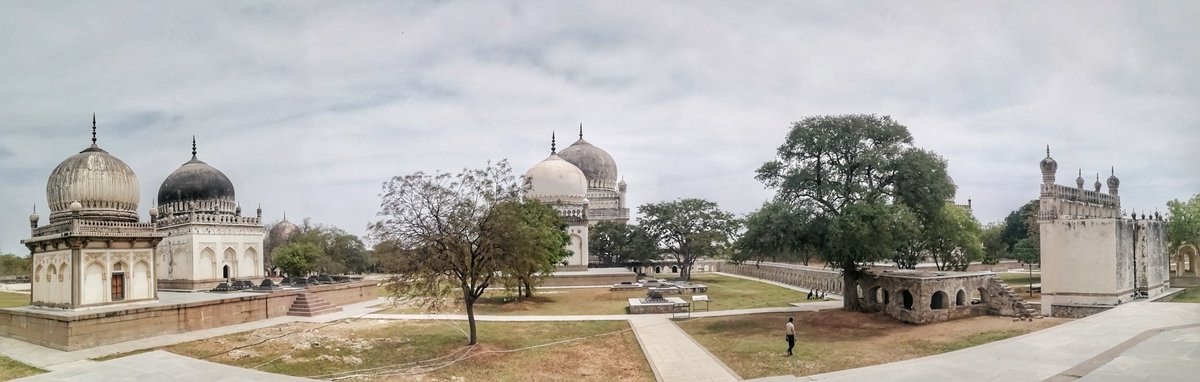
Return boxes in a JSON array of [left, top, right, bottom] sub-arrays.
[[1040, 219, 1120, 315], [155, 230, 264, 282]]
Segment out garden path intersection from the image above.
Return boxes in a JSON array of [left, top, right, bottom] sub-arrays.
[[3, 274, 1198, 382]]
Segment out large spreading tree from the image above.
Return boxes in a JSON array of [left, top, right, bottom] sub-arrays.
[[589, 221, 658, 267], [638, 198, 739, 281], [735, 200, 821, 265], [369, 160, 569, 345], [756, 114, 955, 310]]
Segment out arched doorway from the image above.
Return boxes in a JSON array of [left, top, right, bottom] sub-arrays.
[[900, 290, 914, 310], [654, 266, 661, 273], [222, 265, 231, 279], [671, 266, 678, 273], [930, 291, 948, 309], [956, 290, 967, 306], [111, 262, 126, 302], [1178, 245, 1199, 276]]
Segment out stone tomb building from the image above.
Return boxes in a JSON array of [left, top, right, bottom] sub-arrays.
[[1036, 148, 1169, 318], [24, 122, 165, 309], [523, 127, 632, 268], [153, 138, 265, 291]]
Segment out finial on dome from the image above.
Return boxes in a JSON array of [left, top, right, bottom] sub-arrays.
[[1046, 145, 1050, 156], [191, 135, 197, 158], [579, 123, 583, 139], [91, 113, 97, 145], [551, 132, 557, 155]]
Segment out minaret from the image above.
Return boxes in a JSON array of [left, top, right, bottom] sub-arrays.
[[1107, 167, 1121, 197], [1040, 145, 1058, 185]]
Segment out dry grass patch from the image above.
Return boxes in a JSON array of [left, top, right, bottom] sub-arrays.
[[1166, 287, 1200, 303], [0, 356, 43, 381], [151, 319, 651, 382], [379, 273, 813, 315], [677, 310, 1068, 379], [0, 292, 29, 309]]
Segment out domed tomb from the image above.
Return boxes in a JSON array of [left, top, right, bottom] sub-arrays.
[[157, 138, 236, 215], [525, 134, 588, 203], [557, 127, 618, 190], [269, 218, 301, 243], [46, 125, 140, 224]]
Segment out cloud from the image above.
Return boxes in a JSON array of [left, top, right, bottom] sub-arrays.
[[0, 1, 1198, 253]]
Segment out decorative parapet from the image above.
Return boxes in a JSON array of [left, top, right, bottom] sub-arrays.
[[156, 213, 262, 229], [588, 208, 630, 219], [159, 199, 238, 216], [27, 219, 163, 241]]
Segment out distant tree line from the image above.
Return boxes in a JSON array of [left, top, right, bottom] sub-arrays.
[[0, 253, 31, 277]]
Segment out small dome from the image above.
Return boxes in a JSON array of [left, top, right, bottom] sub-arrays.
[[46, 140, 140, 224], [1076, 170, 1085, 189], [157, 140, 236, 214], [1093, 175, 1102, 192], [558, 137, 618, 189], [1040, 155, 1058, 175], [1107, 168, 1120, 190], [269, 218, 300, 243], [524, 154, 588, 202]]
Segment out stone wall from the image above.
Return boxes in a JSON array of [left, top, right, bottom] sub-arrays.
[[1047, 304, 1113, 319], [714, 262, 843, 293], [857, 272, 999, 324], [0, 281, 377, 351]]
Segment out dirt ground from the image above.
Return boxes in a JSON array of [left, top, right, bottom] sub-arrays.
[[161, 318, 653, 382], [678, 310, 1069, 379]]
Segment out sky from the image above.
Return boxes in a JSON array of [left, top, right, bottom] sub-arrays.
[[1, 1, 1198, 254]]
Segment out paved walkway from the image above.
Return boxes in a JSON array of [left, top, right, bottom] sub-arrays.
[[631, 315, 738, 382], [14, 351, 317, 382], [770, 301, 1200, 382]]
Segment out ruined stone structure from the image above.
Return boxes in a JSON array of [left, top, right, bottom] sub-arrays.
[[1037, 148, 1170, 318], [717, 262, 1036, 324], [857, 271, 1030, 324]]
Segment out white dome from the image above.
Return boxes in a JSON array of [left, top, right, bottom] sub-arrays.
[[524, 154, 588, 203]]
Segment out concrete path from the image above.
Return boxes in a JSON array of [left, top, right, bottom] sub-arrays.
[[0, 297, 388, 371], [772, 301, 1200, 382], [13, 350, 317, 382], [630, 315, 738, 382]]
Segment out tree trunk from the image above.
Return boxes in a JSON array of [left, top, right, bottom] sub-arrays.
[[464, 291, 478, 345], [523, 278, 533, 298], [842, 272, 862, 311]]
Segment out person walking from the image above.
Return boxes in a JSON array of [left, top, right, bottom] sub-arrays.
[[785, 317, 796, 356]]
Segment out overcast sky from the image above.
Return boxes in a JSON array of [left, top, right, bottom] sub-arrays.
[[1, 1, 1198, 254]]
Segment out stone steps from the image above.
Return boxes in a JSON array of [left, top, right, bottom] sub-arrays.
[[992, 279, 1044, 320], [287, 293, 342, 317]]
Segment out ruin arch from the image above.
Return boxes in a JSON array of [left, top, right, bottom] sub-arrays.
[[931, 291, 948, 310], [977, 287, 989, 304], [867, 286, 881, 304], [956, 289, 966, 306], [900, 290, 914, 310]]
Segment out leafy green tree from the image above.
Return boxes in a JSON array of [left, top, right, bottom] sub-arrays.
[[981, 223, 1007, 265], [735, 201, 820, 265], [756, 114, 955, 310], [1011, 238, 1040, 267], [890, 207, 925, 269], [589, 221, 658, 267], [293, 224, 372, 274], [369, 160, 529, 345], [492, 199, 571, 298], [271, 242, 326, 278], [1166, 194, 1200, 256], [1000, 200, 1040, 252], [638, 198, 739, 281], [0, 253, 31, 277], [926, 203, 984, 271]]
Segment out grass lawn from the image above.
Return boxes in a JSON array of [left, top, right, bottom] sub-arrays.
[[148, 319, 652, 382], [0, 292, 29, 309], [1167, 287, 1200, 303], [381, 273, 814, 315], [677, 310, 1068, 379], [996, 272, 1041, 286], [0, 356, 44, 381]]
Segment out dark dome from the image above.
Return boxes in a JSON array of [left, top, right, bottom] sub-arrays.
[[558, 138, 618, 189], [157, 157, 235, 207]]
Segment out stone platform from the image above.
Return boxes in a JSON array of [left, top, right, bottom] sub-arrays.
[[628, 297, 687, 314], [542, 267, 637, 287], [0, 280, 378, 351]]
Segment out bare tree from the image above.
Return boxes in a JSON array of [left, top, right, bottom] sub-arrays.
[[369, 160, 522, 345]]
